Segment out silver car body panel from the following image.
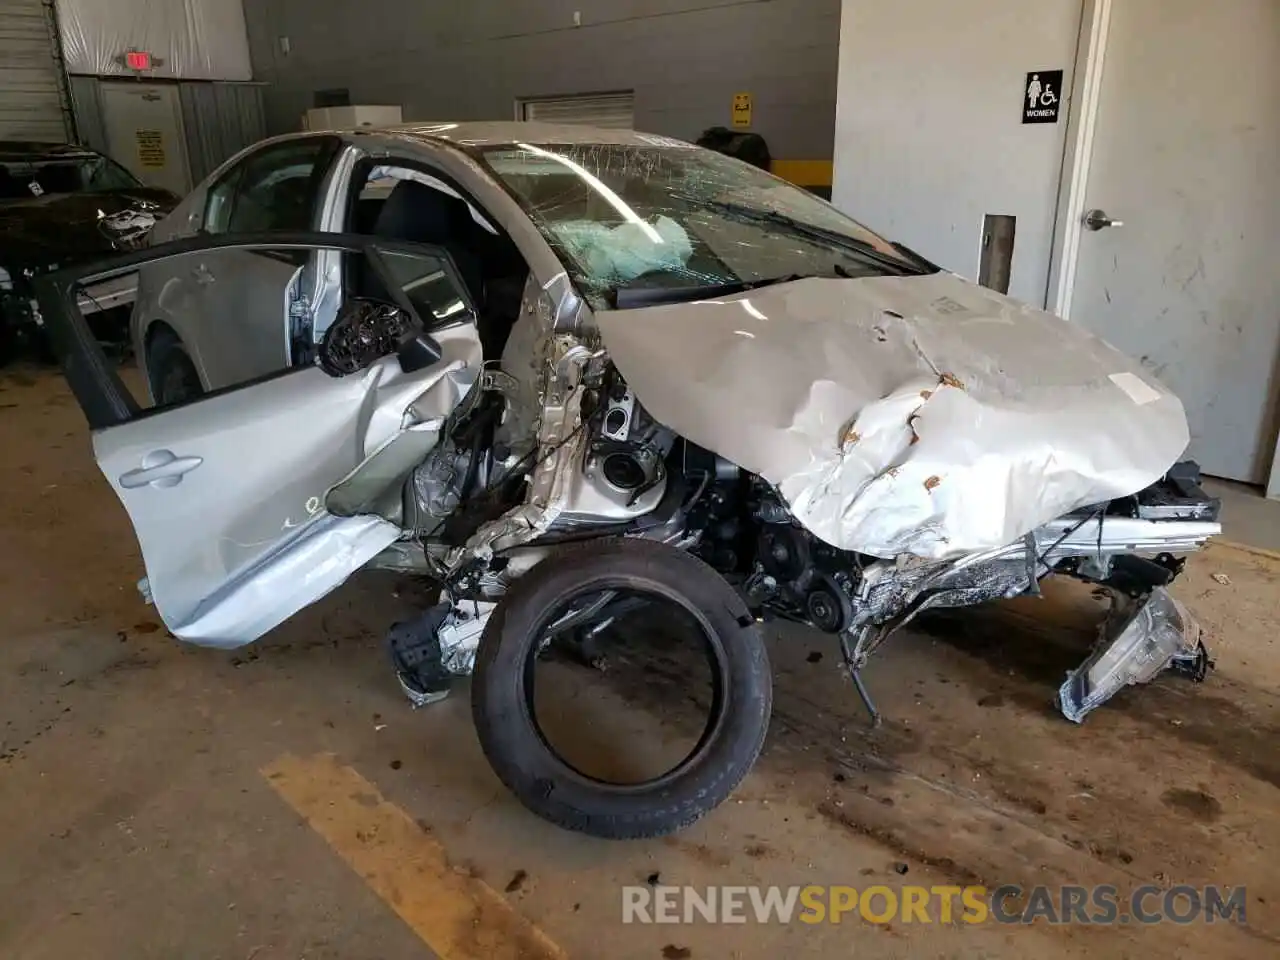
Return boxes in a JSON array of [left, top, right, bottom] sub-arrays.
[[95, 321, 481, 648], [76, 124, 1215, 722], [596, 271, 1191, 560]]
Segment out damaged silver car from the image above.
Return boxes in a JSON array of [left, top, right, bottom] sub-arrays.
[[38, 123, 1220, 839]]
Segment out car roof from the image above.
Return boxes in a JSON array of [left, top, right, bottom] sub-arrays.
[[0, 140, 102, 162], [341, 121, 685, 149]]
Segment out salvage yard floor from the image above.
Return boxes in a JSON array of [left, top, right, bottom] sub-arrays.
[[1, 366, 1277, 959]]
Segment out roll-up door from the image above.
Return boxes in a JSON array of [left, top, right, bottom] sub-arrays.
[[0, 0, 71, 141], [518, 93, 635, 129]]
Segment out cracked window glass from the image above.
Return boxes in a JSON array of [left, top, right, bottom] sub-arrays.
[[480, 142, 927, 308]]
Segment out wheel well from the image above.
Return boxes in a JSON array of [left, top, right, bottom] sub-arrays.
[[142, 321, 183, 398], [143, 320, 179, 358]]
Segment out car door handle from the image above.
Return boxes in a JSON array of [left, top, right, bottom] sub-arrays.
[[119, 450, 204, 489], [191, 263, 216, 285]]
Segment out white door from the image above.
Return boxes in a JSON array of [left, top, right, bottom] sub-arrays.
[[99, 81, 191, 195], [1069, 0, 1280, 483]]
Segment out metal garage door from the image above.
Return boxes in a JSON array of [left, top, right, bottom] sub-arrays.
[[0, 0, 70, 141], [518, 93, 635, 129]]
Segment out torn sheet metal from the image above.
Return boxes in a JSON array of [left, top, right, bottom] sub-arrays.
[[438, 601, 495, 675], [1058, 588, 1207, 722], [118, 325, 481, 650], [171, 513, 402, 649], [595, 271, 1190, 559]]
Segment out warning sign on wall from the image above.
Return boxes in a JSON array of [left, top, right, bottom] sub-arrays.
[[1022, 70, 1064, 124], [136, 129, 166, 168], [732, 92, 753, 129]]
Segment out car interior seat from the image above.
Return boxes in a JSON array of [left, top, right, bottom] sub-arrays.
[[364, 178, 528, 361], [370, 180, 485, 305]]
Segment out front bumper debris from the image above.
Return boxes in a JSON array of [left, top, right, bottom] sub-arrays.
[[1057, 587, 1209, 722], [387, 600, 495, 707]]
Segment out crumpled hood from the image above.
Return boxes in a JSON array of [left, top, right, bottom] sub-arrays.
[[595, 271, 1189, 560]]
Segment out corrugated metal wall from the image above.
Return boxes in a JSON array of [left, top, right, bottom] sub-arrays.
[[0, 0, 73, 141], [67, 74, 105, 149], [178, 82, 266, 182], [69, 77, 266, 185]]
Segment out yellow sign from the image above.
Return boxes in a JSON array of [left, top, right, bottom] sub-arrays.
[[136, 129, 166, 169], [731, 92, 752, 129]]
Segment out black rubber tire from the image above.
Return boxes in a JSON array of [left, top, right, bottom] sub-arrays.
[[471, 538, 772, 839], [147, 329, 204, 407]]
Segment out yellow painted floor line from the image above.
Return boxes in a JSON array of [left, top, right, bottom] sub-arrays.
[[1209, 538, 1280, 565], [262, 753, 567, 960]]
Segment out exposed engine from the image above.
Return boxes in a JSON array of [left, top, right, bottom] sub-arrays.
[[412, 350, 869, 633], [685, 475, 865, 636], [750, 517, 861, 635]]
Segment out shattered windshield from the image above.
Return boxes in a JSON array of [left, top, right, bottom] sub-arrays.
[[479, 141, 928, 308], [0, 154, 141, 201]]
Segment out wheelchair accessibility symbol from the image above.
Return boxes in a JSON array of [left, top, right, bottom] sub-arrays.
[[1022, 69, 1064, 124]]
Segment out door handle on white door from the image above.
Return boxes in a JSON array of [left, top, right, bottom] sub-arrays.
[[120, 450, 204, 489], [1084, 208, 1125, 231], [191, 263, 216, 285]]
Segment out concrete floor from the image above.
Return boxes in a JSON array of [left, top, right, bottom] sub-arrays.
[[2, 366, 1278, 959], [1204, 477, 1280, 555]]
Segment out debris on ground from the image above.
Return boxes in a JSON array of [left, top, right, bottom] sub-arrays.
[[504, 869, 528, 894]]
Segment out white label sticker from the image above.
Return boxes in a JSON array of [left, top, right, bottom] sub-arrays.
[[1109, 372, 1162, 406]]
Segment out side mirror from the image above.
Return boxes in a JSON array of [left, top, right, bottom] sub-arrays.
[[397, 331, 444, 373], [320, 298, 440, 376]]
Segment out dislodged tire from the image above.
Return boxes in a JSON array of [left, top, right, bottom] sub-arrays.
[[471, 538, 772, 839]]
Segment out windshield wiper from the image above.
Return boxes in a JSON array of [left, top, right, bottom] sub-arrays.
[[689, 198, 929, 276], [610, 272, 808, 310], [890, 240, 941, 273]]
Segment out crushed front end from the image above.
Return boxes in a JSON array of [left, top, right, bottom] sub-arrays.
[[734, 461, 1221, 723]]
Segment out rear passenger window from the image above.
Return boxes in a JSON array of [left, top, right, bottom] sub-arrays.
[[204, 138, 337, 234]]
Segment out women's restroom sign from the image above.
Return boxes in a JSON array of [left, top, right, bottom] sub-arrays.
[[1022, 69, 1063, 124]]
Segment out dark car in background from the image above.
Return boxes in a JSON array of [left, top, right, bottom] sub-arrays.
[[0, 141, 179, 365]]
